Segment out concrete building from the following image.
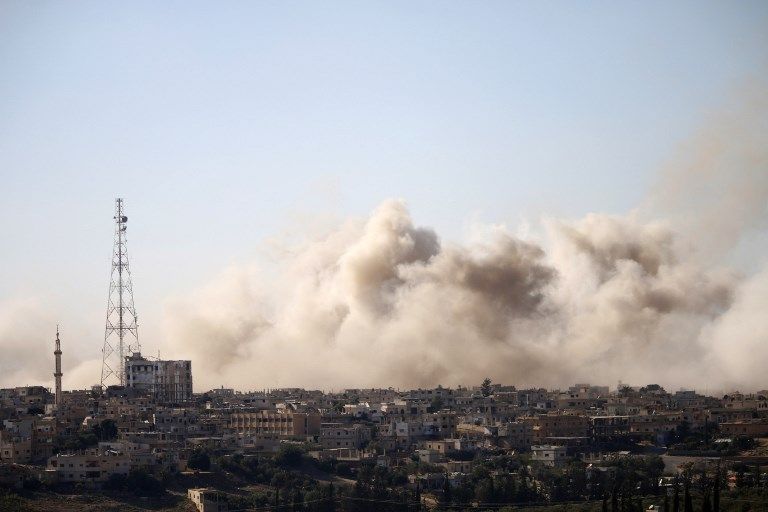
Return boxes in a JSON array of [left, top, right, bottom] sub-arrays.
[[125, 352, 193, 403], [46, 449, 130, 486], [720, 419, 768, 437], [189, 488, 228, 512], [154, 407, 200, 441], [531, 445, 568, 466], [0, 431, 32, 463], [320, 423, 371, 449], [228, 410, 321, 438]]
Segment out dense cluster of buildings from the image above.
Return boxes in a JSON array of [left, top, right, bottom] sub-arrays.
[[2, 375, 768, 492], [1, 332, 767, 511]]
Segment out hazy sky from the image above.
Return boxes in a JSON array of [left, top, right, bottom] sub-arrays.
[[1, 1, 767, 388]]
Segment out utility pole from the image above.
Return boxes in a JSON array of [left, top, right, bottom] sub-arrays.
[[101, 198, 140, 386]]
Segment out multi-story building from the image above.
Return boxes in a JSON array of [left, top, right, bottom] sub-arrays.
[[125, 352, 193, 403], [189, 487, 229, 512], [227, 410, 321, 438], [46, 449, 130, 486], [422, 411, 458, 436], [720, 419, 768, 437], [154, 408, 200, 442], [0, 431, 32, 463], [320, 423, 371, 449], [591, 415, 631, 440], [531, 445, 568, 466], [523, 413, 591, 443], [0, 416, 58, 463], [498, 421, 534, 449]]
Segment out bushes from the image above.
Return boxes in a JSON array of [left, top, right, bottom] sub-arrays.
[[54, 419, 118, 452], [276, 444, 305, 468], [103, 473, 127, 491], [335, 462, 353, 478], [188, 449, 211, 471], [103, 469, 164, 497], [93, 419, 118, 441]]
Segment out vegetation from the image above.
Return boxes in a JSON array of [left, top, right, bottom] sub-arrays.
[[481, 378, 493, 397], [187, 449, 211, 471], [102, 468, 165, 497], [53, 419, 119, 452]]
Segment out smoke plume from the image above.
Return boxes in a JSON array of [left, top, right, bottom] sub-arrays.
[[161, 86, 768, 392], [1, 86, 765, 393]]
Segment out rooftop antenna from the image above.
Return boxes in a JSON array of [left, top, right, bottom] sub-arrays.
[[101, 198, 140, 386]]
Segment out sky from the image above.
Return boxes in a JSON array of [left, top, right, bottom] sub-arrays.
[[1, 1, 767, 391]]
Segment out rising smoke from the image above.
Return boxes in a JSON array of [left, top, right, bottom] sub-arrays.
[[1, 88, 766, 393], [160, 86, 768, 392]]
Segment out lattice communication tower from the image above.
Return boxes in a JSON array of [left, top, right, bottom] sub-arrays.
[[101, 198, 140, 386]]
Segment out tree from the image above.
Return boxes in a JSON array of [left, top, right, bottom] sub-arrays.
[[481, 378, 493, 397], [415, 481, 422, 512], [713, 465, 721, 512], [683, 476, 693, 512], [327, 482, 335, 512], [475, 478, 495, 504], [442, 476, 452, 506], [292, 488, 303, 512], [125, 468, 164, 497], [618, 386, 634, 398], [94, 419, 118, 441], [277, 444, 304, 468], [672, 478, 680, 512], [103, 473, 127, 491], [187, 449, 211, 471]]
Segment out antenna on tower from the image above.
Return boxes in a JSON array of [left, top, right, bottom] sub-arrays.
[[101, 198, 140, 386]]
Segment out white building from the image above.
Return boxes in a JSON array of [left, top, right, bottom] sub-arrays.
[[46, 449, 130, 486], [189, 487, 228, 512], [320, 423, 372, 449], [531, 445, 568, 467], [125, 352, 193, 402]]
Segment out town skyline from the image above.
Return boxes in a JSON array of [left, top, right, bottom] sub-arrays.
[[2, 2, 768, 510]]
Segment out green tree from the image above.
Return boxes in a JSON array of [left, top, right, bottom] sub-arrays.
[[713, 465, 721, 512], [277, 444, 304, 468], [94, 419, 118, 441], [188, 449, 211, 471], [673, 478, 680, 512], [430, 396, 445, 412], [683, 476, 693, 512], [125, 468, 164, 497], [442, 476, 452, 506], [481, 378, 493, 397], [475, 477, 495, 504]]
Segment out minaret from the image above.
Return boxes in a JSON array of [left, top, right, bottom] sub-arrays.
[[54, 326, 63, 409]]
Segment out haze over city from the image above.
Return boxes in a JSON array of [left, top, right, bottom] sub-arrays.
[[1, 1, 767, 393]]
